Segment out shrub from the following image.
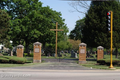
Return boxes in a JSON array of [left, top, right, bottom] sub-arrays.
[[105, 59, 120, 66], [97, 58, 120, 66], [3, 56, 27, 64], [97, 60, 105, 65], [24, 53, 33, 57], [24, 53, 28, 57], [0, 57, 9, 63], [29, 53, 33, 57]]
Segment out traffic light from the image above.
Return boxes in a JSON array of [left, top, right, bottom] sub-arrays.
[[107, 11, 111, 31], [107, 11, 114, 68]]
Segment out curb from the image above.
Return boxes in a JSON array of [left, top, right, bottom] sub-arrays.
[[0, 69, 119, 72]]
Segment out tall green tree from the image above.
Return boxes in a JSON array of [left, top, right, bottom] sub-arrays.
[[69, 17, 85, 40], [0, 9, 10, 46], [0, 0, 69, 54], [82, 1, 120, 50], [57, 40, 72, 51]]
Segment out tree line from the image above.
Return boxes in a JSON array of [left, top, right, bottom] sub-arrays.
[[0, 0, 71, 55], [69, 0, 120, 57]]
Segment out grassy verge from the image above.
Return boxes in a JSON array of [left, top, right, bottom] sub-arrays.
[[81, 61, 111, 70], [81, 54, 120, 70], [81, 61, 120, 70], [0, 63, 40, 68]]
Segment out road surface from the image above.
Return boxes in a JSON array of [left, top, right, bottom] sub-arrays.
[[0, 69, 119, 80]]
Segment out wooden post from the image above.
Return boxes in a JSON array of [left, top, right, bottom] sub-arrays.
[[50, 22, 64, 57]]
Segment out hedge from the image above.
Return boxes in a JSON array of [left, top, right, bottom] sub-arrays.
[[4, 56, 27, 64], [0, 57, 9, 63], [0, 56, 27, 64], [97, 58, 120, 66]]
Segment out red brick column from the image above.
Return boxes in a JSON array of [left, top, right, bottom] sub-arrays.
[[17, 45, 24, 57], [79, 43, 87, 64], [97, 46, 104, 60], [33, 42, 42, 63]]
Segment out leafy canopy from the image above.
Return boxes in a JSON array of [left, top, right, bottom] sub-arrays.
[[69, 17, 85, 40], [0, 9, 10, 45], [82, 1, 120, 48], [0, 0, 69, 53]]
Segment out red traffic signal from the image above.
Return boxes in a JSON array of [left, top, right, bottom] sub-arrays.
[[107, 12, 110, 16], [107, 11, 111, 31]]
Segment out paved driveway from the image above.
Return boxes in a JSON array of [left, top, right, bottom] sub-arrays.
[[0, 58, 95, 70]]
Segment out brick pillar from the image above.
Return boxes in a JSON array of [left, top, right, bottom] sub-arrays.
[[33, 42, 42, 63], [17, 45, 24, 57], [97, 46, 104, 60], [79, 43, 87, 64]]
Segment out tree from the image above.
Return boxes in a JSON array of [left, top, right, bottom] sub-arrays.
[[69, 17, 85, 40], [82, 1, 120, 51], [0, 9, 10, 46], [0, 0, 69, 54], [69, 1, 90, 14], [68, 39, 81, 50], [57, 40, 72, 51]]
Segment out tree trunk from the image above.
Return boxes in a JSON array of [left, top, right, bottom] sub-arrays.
[[25, 42, 30, 56], [90, 47, 93, 54], [115, 48, 118, 58]]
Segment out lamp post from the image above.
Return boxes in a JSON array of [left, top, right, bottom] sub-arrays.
[[10, 40, 13, 56]]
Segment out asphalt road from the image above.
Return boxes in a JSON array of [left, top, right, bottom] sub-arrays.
[[0, 70, 120, 80]]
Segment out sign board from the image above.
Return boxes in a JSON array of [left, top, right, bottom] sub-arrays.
[[80, 49, 85, 53], [35, 48, 39, 53], [17, 48, 22, 52]]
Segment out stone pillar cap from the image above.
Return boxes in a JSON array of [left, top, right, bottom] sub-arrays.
[[33, 42, 42, 45], [17, 45, 24, 48], [97, 46, 104, 50], [79, 43, 87, 47]]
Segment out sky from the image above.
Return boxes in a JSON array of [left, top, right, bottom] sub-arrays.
[[40, 0, 91, 35]]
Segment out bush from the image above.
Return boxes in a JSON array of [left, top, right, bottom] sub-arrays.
[[24, 53, 33, 57], [97, 60, 105, 65], [105, 59, 120, 66], [3, 56, 27, 64], [0, 57, 9, 63], [24, 53, 28, 57], [29, 53, 33, 57], [97, 59, 120, 66]]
